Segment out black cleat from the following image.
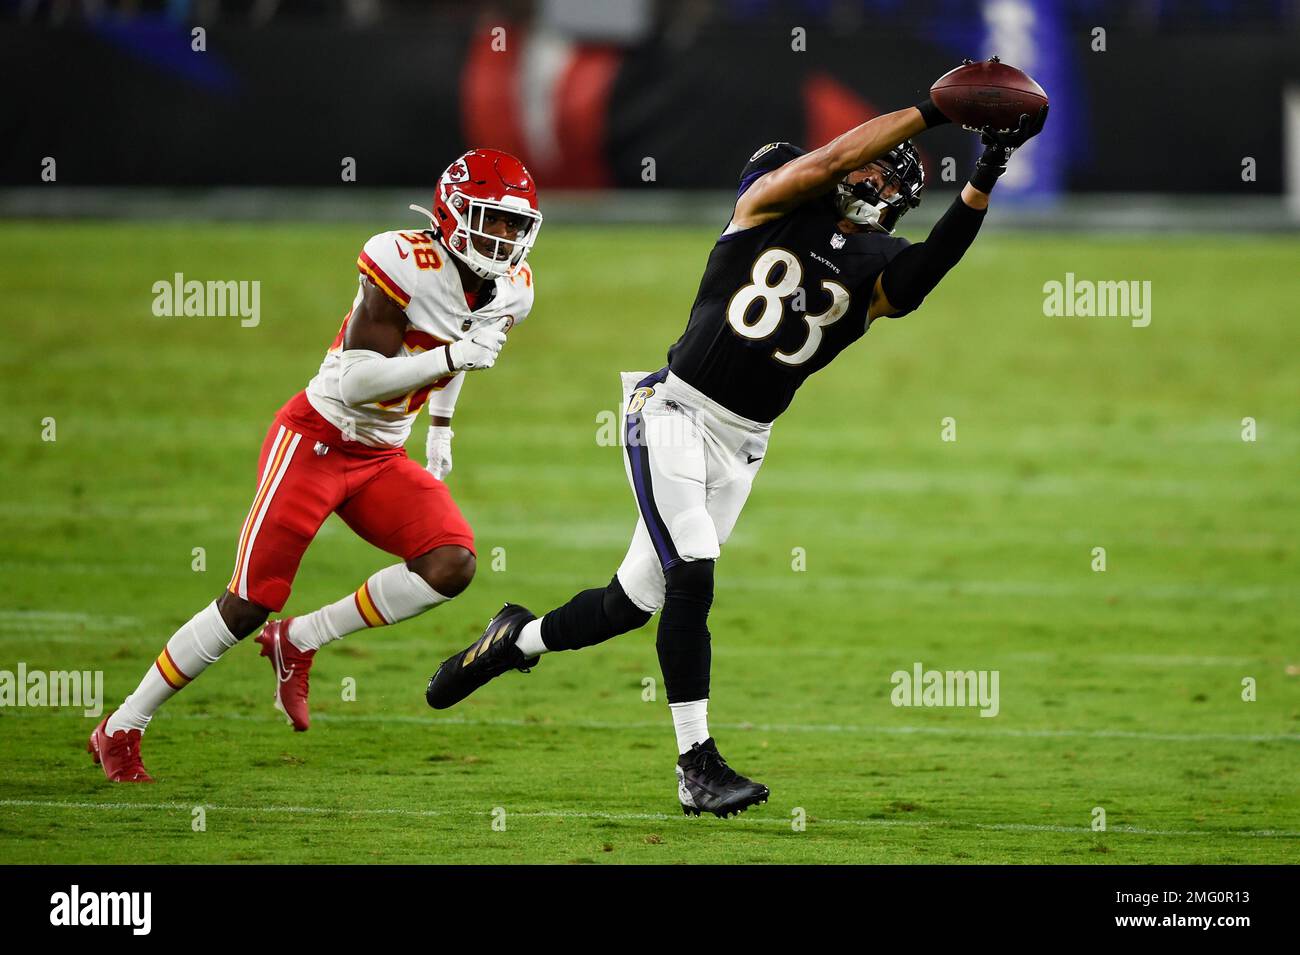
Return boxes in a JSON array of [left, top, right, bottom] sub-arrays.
[[425, 603, 538, 710], [676, 738, 769, 818]]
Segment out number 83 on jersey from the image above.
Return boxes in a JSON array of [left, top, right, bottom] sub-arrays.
[[725, 248, 851, 367]]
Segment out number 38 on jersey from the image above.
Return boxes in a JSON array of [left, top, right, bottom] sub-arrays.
[[725, 248, 850, 367]]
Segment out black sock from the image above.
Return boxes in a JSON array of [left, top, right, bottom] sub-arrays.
[[657, 560, 714, 703], [538, 576, 652, 651]]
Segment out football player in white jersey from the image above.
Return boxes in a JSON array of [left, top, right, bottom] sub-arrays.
[[89, 149, 542, 782]]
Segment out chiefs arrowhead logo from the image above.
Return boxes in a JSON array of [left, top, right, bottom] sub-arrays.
[[444, 161, 469, 184]]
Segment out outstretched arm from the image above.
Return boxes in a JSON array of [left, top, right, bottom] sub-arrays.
[[868, 106, 1048, 321], [731, 107, 935, 230], [868, 189, 987, 321]]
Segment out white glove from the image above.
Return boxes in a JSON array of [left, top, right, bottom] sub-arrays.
[[448, 317, 510, 372], [426, 425, 454, 481]]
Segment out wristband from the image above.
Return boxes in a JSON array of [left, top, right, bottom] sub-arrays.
[[970, 145, 1010, 193], [915, 98, 951, 129], [969, 162, 1003, 194]]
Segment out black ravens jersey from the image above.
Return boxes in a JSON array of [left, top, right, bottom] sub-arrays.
[[667, 142, 912, 423]]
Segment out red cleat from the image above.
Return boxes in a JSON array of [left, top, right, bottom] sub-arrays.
[[254, 618, 315, 732], [87, 715, 155, 783]]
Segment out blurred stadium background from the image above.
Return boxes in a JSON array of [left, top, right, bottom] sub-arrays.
[[2, 1, 1297, 864], [3, 0, 1300, 226]]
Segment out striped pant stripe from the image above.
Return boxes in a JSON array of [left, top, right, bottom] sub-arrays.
[[624, 369, 680, 570], [227, 426, 302, 601]]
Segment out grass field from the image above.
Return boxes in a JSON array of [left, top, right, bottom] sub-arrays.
[[0, 219, 1297, 864]]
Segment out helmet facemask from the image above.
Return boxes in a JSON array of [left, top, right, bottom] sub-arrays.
[[835, 142, 925, 234], [416, 193, 542, 280], [457, 195, 542, 278]]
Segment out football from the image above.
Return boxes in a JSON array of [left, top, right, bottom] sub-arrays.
[[930, 57, 1049, 132]]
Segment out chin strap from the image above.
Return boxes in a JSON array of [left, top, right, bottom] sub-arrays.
[[847, 203, 889, 232], [835, 187, 893, 233]]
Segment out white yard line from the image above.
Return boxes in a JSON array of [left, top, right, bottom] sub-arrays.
[[10, 708, 1293, 744], [0, 562, 176, 578], [0, 611, 140, 631], [0, 625, 1281, 672], [159, 710, 1300, 744], [3, 559, 1297, 603], [316, 642, 1277, 667], [0, 798, 1294, 839]]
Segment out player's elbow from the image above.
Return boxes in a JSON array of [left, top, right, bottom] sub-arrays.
[[336, 350, 392, 407], [336, 369, 371, 408], [879, 243, 935, 315], [872, 281, 919, 319], [338, 370, 399, 408]]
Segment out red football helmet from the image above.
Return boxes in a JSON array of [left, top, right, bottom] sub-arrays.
[[410, 148, 542, 279]]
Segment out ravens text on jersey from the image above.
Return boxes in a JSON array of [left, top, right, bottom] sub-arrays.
[[667, 143, 911, 423]]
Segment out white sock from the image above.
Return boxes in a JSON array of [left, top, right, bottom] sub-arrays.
[[669, 699, 710, 755], [514, 617, 548, 657], [107, 601, 238, 735], [288, 563, 448, 652]]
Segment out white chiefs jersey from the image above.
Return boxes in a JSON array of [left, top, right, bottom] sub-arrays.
[[306, 229, 534, 448]]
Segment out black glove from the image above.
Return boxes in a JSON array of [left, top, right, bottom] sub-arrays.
[[970, 104, 1048, 193]]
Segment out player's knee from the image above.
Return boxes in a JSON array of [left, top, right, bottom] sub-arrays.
[[216, 590, 270, 639], [409, 545, 476, 598], [602, 576, 653, 634], [663, 559, 715, 607]]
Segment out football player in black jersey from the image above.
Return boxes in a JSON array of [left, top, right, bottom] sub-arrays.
[[428, 75, 1047, 818]]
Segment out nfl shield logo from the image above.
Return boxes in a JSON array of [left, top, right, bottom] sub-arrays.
[[830, 233, 846, 250]]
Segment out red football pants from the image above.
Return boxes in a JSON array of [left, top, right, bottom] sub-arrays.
[[226, 402, 474, 612]]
